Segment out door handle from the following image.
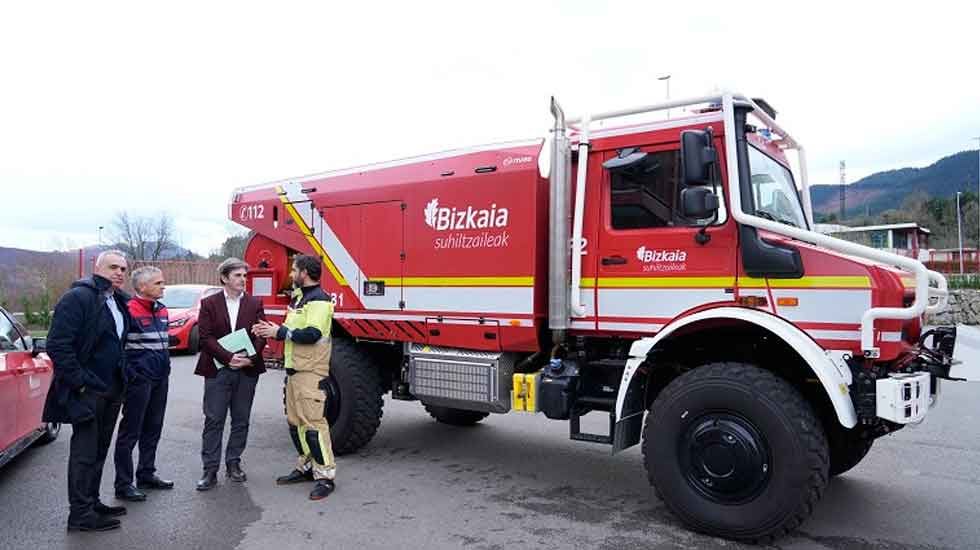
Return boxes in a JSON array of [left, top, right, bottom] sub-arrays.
[[601, 255, 628, 266]]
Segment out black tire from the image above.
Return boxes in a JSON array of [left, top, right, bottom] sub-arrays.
[[187, 325, 200, 355], [35, 422, 60, 445], [424, 405, 489, 426], [323, 338, 385, 455], [642, 363, 829, 543], [827, 425, 874, 477]]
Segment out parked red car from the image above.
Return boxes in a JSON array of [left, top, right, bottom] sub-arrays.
[[0, 305, 59, 469], [164, 284, 222, 354]]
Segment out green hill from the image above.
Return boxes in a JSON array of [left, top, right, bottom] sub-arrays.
[[810, 150, 979, 218]]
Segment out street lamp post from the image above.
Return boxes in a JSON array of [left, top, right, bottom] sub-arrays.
[[973, 137, 980, 266], [658, 74, 671, 118], [98, 225, 104, 246], [957, 191, 965, 274]]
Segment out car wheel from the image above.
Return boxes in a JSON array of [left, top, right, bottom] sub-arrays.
[[187, 325, 200, 355], [35, 422, 61, 445]]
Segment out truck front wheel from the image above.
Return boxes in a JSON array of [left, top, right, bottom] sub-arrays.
[[642, 363, 829, 543]]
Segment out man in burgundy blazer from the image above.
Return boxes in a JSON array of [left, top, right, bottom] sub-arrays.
[[193, 258, 267, 491]]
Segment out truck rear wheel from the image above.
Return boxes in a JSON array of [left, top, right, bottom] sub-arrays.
[[324, 338, 385, 454], [424, 405, 489, 426], [827, 425, 874, 476], [642, 363, 828, 543]]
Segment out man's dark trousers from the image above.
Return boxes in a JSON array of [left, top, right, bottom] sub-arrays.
[[201, 367, 258, 472], [68, 374, 123, 523], [114, 374, 169, 489]]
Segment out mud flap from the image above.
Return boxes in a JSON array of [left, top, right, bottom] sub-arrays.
[[612, 412, 643, 454]]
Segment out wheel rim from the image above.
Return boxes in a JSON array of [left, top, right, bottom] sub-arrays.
[[678, 412, 771, 504], [322, 377, 341, 425], [46, 422, 60, 438]]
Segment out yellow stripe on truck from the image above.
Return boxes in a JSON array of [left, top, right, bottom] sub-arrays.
[[585, 275, 872, 289], [275, 187, 348, 287], [737, 277, 768, 288], [767, 276, 871, 288], [740, 276, 871, 289]]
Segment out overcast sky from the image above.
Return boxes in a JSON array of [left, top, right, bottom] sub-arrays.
[[2, 1, 978, 255]]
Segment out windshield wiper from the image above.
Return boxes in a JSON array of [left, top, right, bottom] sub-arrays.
[[755, 209, 798, 228]]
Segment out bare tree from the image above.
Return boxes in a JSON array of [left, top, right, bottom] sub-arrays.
[[148, 214, 175, 260], [210, 231, 251, 261], [111, 211, 177, 260]]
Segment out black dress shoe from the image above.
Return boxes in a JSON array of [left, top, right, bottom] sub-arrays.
[[309, 479, 336, 501], [196, 470, 218, 491], [67, 515, 121, 532], [115, 485, 148, 502], [276, 469, 314, 485], [226, 462, 247, 483], [137, 475, 175, 490], [94, 501, 127, 517]]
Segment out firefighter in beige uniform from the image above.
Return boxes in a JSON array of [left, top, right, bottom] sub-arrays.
[[252, 255, 337, 500]]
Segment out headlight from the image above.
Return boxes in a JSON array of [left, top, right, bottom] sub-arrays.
[[169, 318, 189, 328]]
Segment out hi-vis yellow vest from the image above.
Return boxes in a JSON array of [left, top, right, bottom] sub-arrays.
[[283, 289, 334, 376]]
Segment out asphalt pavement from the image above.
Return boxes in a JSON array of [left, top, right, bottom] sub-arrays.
[[1, 341, 979, 550]]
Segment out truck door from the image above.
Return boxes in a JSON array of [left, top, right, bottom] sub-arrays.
[[355, 201, 404, 313], [595, 143, 736, 333], [319, 201, 404, 322]]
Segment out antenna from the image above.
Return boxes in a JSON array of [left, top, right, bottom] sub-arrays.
[[839, 160, 846, 221]]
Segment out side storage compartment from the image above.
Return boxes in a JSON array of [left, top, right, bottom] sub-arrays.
[[408, 344, 515, 413]]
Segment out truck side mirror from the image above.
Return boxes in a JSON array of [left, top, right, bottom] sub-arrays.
[[31, 337, 47, 358], [681, 129, 717, 186], [680, 187, 719, 219]]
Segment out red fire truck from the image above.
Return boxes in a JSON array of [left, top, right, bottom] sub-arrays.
[[229, 93, 971, 542]]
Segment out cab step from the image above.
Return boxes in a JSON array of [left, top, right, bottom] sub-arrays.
[[569, 407, 616, 445]]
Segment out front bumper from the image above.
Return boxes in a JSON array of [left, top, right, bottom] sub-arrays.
[[876, 373, 931, 423], [866, 325, 961, 425], [168, 322, 193, 350]]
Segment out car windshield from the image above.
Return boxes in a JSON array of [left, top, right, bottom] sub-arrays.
[[162, 287, 202, 309], [747, 145, 808, 229]]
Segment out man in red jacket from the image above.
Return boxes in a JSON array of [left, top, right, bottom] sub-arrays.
[[193, 258, 267, 491], [114, 266, 175, 502]]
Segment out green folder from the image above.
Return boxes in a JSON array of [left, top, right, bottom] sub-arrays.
[[214, 328, 257, 369]]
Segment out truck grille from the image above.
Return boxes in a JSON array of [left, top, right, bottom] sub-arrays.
[[412, 359, 498, 403], [408, 344, 514, 413]]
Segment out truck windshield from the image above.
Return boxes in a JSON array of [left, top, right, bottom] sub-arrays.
[[747, 146, 807, 229]]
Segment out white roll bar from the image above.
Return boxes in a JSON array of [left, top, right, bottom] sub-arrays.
[[569, 114, 591, 317], [562, 92, 948, 357]]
